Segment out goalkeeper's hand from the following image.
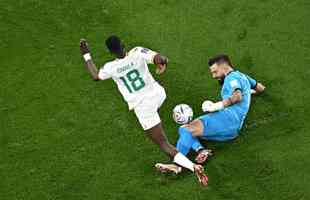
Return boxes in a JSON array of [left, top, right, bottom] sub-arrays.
[[202, 100, 224, 112]]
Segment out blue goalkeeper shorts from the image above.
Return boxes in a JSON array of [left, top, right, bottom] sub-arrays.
[[198, 109, 242, 141]]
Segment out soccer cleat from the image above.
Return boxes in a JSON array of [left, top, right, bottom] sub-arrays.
[[193, 164, 208, 186], [155, 163, 182, 174], [195, 149, 213, 164]]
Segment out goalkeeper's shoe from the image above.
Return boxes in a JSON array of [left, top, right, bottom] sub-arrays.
[[195, 149, 213, 164], [155, 163, 182, 175]]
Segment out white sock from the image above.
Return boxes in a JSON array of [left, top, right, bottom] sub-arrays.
[[173, 152, 194, 172]]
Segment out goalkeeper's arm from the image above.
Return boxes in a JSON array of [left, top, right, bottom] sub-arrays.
[[80, 39, 100, 81], [221, 82, 265, 107], [203, 82, 265, 112], [202, 90, 242, 112], [222, 90, 243, 107], [251, 82, 266, 95]]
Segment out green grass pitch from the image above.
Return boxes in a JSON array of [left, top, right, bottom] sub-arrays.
[[1, 0, 310, 199]]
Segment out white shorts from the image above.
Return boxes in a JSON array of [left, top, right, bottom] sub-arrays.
[[134, 85, 166, 130]]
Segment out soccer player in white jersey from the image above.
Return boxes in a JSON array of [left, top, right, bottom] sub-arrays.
[[79, 35, 208, 186]]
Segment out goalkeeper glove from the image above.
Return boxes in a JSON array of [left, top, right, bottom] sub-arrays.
[[202, 100, 224, 112]]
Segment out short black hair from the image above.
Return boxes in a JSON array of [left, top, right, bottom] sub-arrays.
[[105, 35, 124, 55], [208, 54, 233, 67]]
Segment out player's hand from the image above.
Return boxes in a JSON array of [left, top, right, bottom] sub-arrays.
[[202, 100, 224, 112], [194, 164, 208, 187], [80, 38, 90, 55], [156, 64, 166, 75]]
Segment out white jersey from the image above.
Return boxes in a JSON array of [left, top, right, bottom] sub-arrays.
[[98, 47, 161, 110]]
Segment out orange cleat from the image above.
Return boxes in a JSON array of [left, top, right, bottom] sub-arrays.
[[195, 149, 213, 164], [194, 164, 208, 186]]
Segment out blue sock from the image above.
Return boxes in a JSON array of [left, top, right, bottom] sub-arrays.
[[176, 127, 204, 155]]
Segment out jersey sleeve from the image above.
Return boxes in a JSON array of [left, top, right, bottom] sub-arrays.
[[228, 77, 242, 92], [132, 47, 158, 64], [222, 76, 243, 99], [246, 75, 257, 89], [98, 64, 112, 80]]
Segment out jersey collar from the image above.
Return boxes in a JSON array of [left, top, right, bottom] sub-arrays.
[[225, 69, 235, 76], [219, 69, 235, 85]]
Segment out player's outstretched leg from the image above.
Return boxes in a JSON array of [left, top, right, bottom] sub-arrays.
[[146, 123, 208, 186], [176, 126, 204, 155], [176, 126, 213, 164], [180, 119, 216, 164], [146, 123, 178, 157]]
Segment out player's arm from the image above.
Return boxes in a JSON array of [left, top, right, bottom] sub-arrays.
[[202, 90, 242, 112], [223, 90, 242, 107], [153, 54, 168, 74], [137, 47, 168, 74], [216, 81, 265, 107], [251, 82, 266, 95], [80, 39, 100, 81], [202, 77, 244, 112], [246, 74, 265, 95]]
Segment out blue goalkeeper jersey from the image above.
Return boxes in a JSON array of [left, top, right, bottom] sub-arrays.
[[221, 70, 257, 127]]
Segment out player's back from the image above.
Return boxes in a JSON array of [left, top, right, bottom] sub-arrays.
[[99, 47, 161, 110]]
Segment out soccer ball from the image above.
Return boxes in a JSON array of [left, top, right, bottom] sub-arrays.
[[172, 104, 194, 124]]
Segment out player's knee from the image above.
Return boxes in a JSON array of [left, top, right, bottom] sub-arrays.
[[188, 120, 204, 136]]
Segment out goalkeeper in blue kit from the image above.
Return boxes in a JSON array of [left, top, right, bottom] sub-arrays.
[[156, 54, 265, 173]]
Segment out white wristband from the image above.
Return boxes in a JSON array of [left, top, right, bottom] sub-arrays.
[[83, 53, 92, 62]]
